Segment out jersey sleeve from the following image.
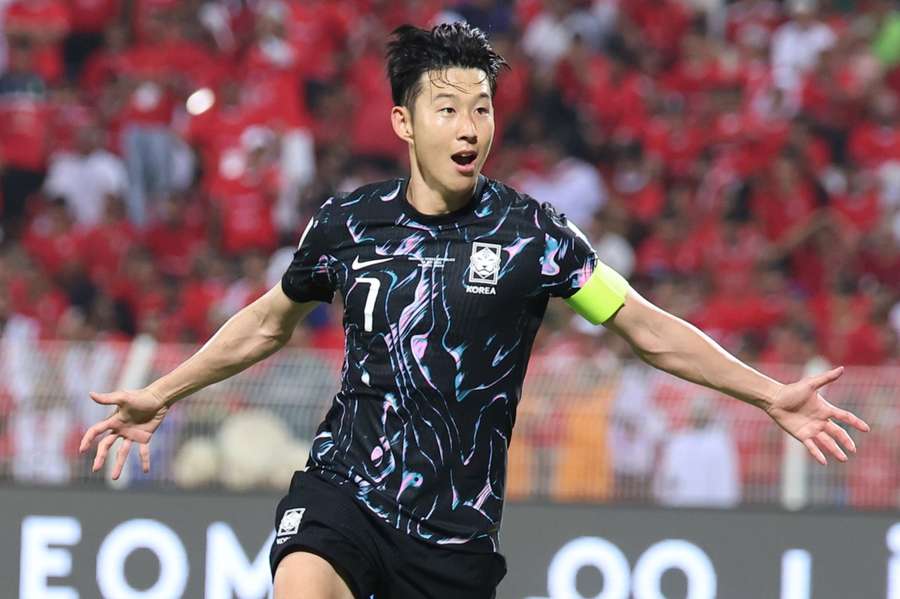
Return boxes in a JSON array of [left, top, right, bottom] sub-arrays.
[[281, 199, 338, 304], [537, 202, 598, 298]]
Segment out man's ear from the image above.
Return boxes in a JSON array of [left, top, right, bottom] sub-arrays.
[[391, 105, 414, 144]]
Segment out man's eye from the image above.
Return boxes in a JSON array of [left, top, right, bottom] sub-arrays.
[[440, 107, 455, 114], [477, 107, 491, 115]]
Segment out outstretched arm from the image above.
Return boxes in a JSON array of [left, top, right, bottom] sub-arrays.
[[147, 282, 315, 407], [79, 282, 316, 477], [603, 289, 783, 411], [566, 270, 869, 465]]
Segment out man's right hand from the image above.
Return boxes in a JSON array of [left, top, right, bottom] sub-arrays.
[[79, 388, 169, 480]]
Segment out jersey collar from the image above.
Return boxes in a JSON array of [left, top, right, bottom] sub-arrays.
[[398, 174, 488, 226]]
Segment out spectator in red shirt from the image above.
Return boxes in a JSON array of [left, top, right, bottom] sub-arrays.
[[695, 266, 787, 343], [751, 152, 819, 243], [6, 247, 69, 340], [181, 80, 253, 193], [611, 152, 666, 224], [834, 314, 891, 366], [798, 48, 860, 163], [642, 108, 706, 179], [241, 3, 303, 82], [489, 33, 529, 134], [703, 217, 772, 293], [555, 35, 605, 108], [0, 49, 52, 238], [80, 23, 129, 99], [175, 250, 229, 341], [48, 83, 96, 153], [634, 216, 704, 278], [781, 118, 831, 175], [131, 0, 178, 44], [586, 57, 653, 140], [662, 33, 727, 101], [857, 224, 900, 293], [346, 29, 405, 164], [79, 195, 138, 290], [107, 245, 167, 329], [282, 0, 358, 82], [63, 0, 120, 80], [21, 197, 84, 277], [830, 170, 882, 243], [814, 278, 892, 367], [143, 192, 208, 279], [3, 0, 71, 83], [14, 265, 69, 339], [623, 0, 690, 57], [849, 87, 900, 169], [208, 128, 280, 256], [758, 322, 819, 366]]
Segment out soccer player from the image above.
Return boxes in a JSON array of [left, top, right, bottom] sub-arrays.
[[80, 23, 870, 599]]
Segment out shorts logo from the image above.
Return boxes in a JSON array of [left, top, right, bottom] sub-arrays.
[[469, 242, 502, 285], [277, 508, 306, 537]]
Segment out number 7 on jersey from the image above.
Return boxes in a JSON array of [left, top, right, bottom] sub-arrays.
[[356, 277, 380, 332]]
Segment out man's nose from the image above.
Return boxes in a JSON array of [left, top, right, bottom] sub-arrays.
[[458, 114, 477, 142]]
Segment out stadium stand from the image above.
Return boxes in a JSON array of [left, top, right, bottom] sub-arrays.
[[0, 0, 897, 506]]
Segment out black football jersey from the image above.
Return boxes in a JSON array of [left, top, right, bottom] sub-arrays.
[[282, 175, 596, 552]]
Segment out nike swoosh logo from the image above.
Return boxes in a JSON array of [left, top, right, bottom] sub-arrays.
[[352, 256, 393, 270]]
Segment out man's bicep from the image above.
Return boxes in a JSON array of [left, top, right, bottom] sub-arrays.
[[601, 288, 669, 352]]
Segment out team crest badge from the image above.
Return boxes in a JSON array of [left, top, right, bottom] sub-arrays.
[[277, 508, 306, 536], [469, 242, 502, 285]]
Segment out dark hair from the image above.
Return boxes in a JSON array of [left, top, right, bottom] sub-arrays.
[[386, 22, 508, 109]]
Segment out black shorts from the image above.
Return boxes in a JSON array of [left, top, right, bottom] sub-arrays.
[[269, 470, 507, 599]]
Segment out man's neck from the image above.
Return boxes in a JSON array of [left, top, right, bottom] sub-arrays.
[[406, 166, 475, 216]]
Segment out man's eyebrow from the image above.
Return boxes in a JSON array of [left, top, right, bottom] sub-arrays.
[[432, 92, 492, 102]]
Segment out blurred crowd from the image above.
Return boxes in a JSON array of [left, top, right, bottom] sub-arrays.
[[0, 0, 899, 369]]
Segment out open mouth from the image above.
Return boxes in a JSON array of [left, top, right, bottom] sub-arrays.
[[451, 151, 477, 166]]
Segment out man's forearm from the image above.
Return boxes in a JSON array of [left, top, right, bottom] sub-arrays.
[[629, 310, 783, 411], [147, 304, 288, 407]]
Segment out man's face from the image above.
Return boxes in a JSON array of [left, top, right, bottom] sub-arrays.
[[405, 67, 495, 195]]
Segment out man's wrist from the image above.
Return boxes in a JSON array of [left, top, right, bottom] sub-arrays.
[[146, 383, 175, 409], [754, 379, 784, 414]]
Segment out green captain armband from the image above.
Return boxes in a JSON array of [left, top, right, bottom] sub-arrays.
[[565, 262, 630, 325]]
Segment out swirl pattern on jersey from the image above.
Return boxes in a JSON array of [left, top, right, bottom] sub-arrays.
[[282, 176, 596, 552]]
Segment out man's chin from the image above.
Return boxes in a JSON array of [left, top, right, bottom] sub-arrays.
[[447, 170, 480, 189]]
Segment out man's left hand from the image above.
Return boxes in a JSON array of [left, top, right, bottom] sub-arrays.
[[766, 366, 871, 465]]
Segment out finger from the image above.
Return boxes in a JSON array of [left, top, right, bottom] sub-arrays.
[[825, 420, 856, 454], [112, 439, 132, 480], [816, 430, 847, 463], [139, 443, 151, 473], [80, 418, 114, 453], [93, 434, 117, 472], [90, 391, 121, 406], [804, 438, 827, 465], [809, 366, 844, 390], [830, 406, 871, 433]]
